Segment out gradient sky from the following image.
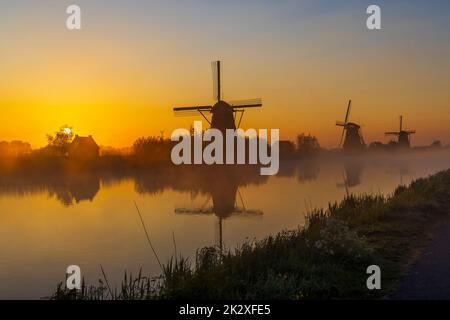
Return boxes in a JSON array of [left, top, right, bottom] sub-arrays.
[[1, 0, 449, 148]]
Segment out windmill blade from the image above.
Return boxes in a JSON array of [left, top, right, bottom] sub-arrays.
[[405, 130, 416, 134], [175, 195, 213, 215], [343, 171, 349, 196], [198, 195, 213, 211], [173, 106, 212, 117], [237, 189, 246, 212], [339, 127, 346, 146], [215, 217, 223, 252], [211, 61, 221, 101], [173, 105, 212, 112], [344, 100, 352, 123], [399, 115, 403, 131], [385, 131, 400, 136], [359, 127, 365, 145], [230, 98, 262, 109], [232, 208, 264, 217], [336, 121, 346, 126], [175, 207, 215, 215], [173, 110, 205, 117], [232, 189, 263, 217]]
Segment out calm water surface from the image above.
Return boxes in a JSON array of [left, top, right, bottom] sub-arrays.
[[1, 151, 449, 299]]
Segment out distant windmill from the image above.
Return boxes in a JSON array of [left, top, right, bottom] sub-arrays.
[[173, 61, 262, 133], [385, 116, 416, 148], [335, 100, 365, 150]]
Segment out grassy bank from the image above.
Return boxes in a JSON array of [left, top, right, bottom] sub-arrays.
[[51, 169, 450, 300]]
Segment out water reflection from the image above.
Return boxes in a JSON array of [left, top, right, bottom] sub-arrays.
[[386, 160, 412, 186], [276, 159, 321, 182], [0, 152, 449, 207], [0, 173, 100, 206], [1, 151, 450, 299], [0, 166, 269, 207], [173, 168, 264, 251], [336, 159, 364, 196], [297, 160, 321, 183]]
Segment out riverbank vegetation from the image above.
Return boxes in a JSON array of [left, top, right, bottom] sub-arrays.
[[51, 169, 450, 299]]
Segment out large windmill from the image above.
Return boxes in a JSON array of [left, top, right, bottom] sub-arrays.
[[385, 116, 415, 148], [335, 100, 365, 150], [173, 61, 262, 133]]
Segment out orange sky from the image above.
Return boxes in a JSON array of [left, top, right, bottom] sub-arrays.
[[1, 1, 449, 148]]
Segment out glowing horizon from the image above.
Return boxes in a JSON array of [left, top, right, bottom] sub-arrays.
[[1, 0, 450, 149]]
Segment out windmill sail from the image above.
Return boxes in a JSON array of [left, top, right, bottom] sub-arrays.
[[335, 99, 365, 150], [212, 61, 221, 101], [173, 105, 212, 117], [345, 100, 352, 123], [337, 100, 352, 146], [339, 127, 346, 146], [229, 98, 263, 109], [173, 105, 212, 111], [173, 60, 263, 129]]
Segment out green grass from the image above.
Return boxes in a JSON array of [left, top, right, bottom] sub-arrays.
[[50, 169, 450, 300]]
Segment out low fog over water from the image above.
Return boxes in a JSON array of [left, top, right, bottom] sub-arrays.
[[0, 150, 449, 299]]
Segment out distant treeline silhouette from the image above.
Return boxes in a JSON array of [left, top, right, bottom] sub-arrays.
[[0, 124, 446, 171], [0, 123, 323, 162], [133, 136, 175, 164], [0, 140, 31, 157]]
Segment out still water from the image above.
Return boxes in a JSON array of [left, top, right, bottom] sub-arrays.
[[0, 150, 449, 299]]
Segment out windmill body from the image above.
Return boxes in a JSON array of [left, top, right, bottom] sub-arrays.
[[398, 131, 412, 147], [173, 61, 262, 134], [211, 100, 236, 132], [336, 100, 365, 151], [342, 122, 365, 150]]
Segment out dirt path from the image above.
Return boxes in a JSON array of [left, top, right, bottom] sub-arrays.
[[390, 219, 450, 299]]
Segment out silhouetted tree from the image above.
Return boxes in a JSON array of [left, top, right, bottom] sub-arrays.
[[133, 136, 173, 163], [46, 125, 75, 156], [279, 140, 296, 159], [368, 141, 386, 151], [296, 134, 321, 156]]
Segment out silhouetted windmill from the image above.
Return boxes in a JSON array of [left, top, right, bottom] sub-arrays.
[[175, 187, 262, 253], [173, 61, 262, 133], [335, 100, 365, 150], [385, 116, 415, 148]]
